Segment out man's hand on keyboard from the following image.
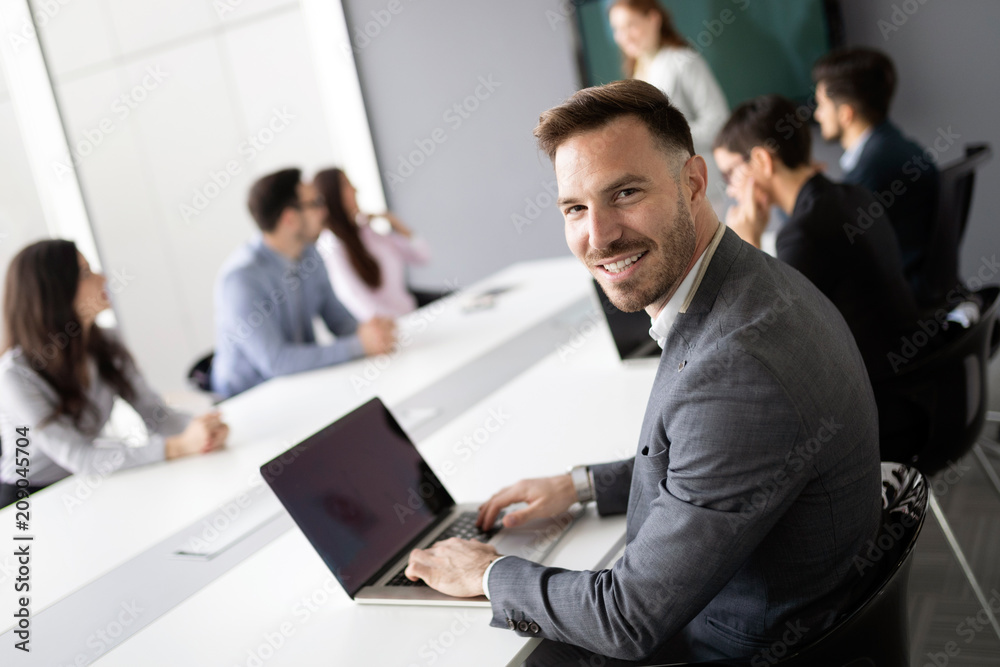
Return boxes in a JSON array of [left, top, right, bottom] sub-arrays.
[[405, 538, 499, 598]]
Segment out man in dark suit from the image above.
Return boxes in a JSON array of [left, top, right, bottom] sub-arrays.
[[813, 48, 941, 306], [403, 80, 881, 663], [714, 94, 920, 460]]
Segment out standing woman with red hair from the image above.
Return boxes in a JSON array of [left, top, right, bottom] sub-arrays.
[[609, 0, 729, 153], [0, 240, 228, 507]]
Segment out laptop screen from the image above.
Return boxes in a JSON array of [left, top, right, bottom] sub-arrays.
[[261, 398, 455, 597], [592, 279, 659, 360]]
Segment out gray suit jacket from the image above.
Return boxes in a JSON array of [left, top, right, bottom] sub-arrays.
[[487, 228, 881, 662]]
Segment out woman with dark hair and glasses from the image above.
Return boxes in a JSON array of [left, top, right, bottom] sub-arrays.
[[313, 168, 431, 321], [0, 240, 228, 507]]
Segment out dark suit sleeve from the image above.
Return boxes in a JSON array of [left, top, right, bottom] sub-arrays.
[[486, 351, 807, 661]]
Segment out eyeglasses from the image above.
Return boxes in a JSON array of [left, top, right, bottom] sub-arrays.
[[720, 160, 749, 187]]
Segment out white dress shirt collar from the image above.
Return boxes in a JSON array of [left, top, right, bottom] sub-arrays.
[[648, 222, 725, 349], [839, 126, 874, 173]]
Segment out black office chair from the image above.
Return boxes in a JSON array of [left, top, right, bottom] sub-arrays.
[[919, 143, 993, 308], [765, 463, 926, 667], [521, 464, 927, 667], [186, 352, 214, 393], [875, 286, 1000, 475]]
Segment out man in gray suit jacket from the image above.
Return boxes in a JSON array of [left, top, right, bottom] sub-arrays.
[[405, 80, 881, 663]]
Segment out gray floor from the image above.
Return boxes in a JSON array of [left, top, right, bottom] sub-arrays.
[[909, 435, 1000, 664]]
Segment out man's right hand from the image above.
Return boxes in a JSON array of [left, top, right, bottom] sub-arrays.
[[476, 474, 577, 531], [358, 317, 396, 355]]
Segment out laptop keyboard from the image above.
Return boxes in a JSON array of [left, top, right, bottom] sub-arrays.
[[385, 511, 499, 587]]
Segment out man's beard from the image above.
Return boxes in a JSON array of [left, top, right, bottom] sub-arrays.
[[591, 193, 697, 313]]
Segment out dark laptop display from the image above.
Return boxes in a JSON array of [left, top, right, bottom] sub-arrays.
[[592, 279, 660, 360], [261, 398, 454, 597]]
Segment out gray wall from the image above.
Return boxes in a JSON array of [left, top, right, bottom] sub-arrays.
[[344, 0, 581, 291]]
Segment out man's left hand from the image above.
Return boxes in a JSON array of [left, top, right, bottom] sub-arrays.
[[405, 538, 500, 598]]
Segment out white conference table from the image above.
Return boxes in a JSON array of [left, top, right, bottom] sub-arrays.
[[0, 257, 589, 630], [0, 256, 661, 666], [94, 311, 658, 667]]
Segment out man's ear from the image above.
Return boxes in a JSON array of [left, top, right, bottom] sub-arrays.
[[274, 206, 296, 233], [682, 154, 708, 205], [836, 101, 856, 129], [749, 146, 775, 178]]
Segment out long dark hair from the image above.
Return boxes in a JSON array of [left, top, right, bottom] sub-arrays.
[[314, 168, 382, 289], [611, 0, 689, 78], [3, 240, 135, 427]]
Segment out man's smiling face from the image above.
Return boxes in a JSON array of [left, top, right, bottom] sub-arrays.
[[556, 115, 697, 313]]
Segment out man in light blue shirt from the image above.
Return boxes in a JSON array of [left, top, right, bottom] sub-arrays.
[[212, 168, 395, 398]]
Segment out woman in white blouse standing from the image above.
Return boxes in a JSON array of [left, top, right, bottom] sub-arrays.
[[0, 240, 228, 507], [609, 0, 730, 212], [313, 168, 431, 322]]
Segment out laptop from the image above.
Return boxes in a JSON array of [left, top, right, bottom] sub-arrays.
[[261, 397, 581, 606], [591, 279, 661, 362]]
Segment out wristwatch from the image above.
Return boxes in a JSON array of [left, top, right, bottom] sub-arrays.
[[569, 465, 594, 504]]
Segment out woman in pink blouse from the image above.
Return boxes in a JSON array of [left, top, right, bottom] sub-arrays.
[[313, 168, 431, 321]]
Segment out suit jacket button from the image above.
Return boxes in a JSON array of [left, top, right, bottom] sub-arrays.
[[529, 622, 540, 634], [517, 620, 529, 632], [506, 618, 515, 630]]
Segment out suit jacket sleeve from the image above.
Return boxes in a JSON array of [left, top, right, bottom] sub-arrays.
[[486, 350, 807, 661], [589, 458, 634, 516]]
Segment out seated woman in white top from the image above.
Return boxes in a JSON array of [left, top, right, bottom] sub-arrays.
[[0, 240, 228, 507], [313, 168, 431, 322]]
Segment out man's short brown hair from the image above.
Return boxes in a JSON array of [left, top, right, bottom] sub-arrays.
[[534, 79, 695, 166], [812, 48, 897, 125], [247, 168, 301, 233]]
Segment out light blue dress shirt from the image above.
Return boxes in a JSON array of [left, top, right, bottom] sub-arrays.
[[211, 236, 364, 397]]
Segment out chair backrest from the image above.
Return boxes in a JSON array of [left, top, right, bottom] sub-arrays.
[[877, 286, 1000, 474], [772, 463, 927, 667], [186, 352, 214, 393], [920, 143, 993, 307]]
